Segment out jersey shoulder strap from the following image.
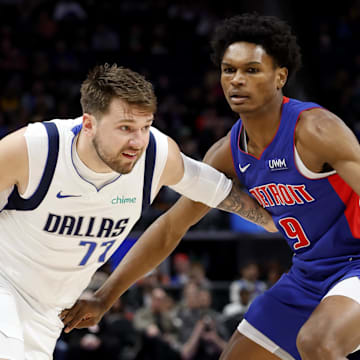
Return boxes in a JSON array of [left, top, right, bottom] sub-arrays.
[[5, 122, 60, 210]]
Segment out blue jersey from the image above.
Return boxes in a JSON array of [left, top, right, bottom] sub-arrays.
[[230, 97, 360, 293]]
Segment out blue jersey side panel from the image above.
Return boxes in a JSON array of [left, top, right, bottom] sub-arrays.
[[230, 97, 360, 292]]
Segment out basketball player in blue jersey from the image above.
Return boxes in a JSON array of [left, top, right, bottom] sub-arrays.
[[0, 62, 275, 360], [62, 13, 360, 360]]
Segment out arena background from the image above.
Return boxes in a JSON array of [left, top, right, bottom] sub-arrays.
[[0, 1, 359, 359]]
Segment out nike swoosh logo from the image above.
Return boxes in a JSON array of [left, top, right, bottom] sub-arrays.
[[56, 191, 82, 199], [239, 163, 251, 173]]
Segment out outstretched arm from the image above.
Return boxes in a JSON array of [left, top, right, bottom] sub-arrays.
[[217, 178, 277, 232], [202, 133, 276, 232], [60, 133, 276, 331], [60, 196, 210, 332]]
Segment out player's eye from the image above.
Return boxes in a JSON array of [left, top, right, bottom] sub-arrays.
[[223, 67, 235, 74], [247, 67, 259, 74]]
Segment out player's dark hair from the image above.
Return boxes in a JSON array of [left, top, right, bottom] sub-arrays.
[[80, 63, 157, 116], [210, 13, 302, 79]]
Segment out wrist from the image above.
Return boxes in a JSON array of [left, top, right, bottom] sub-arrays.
[[93, 288, 113, 314]]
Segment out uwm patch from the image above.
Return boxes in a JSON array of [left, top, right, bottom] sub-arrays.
[[268, 158, 288, 171]]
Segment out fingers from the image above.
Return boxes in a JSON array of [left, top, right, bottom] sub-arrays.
[[59, 309, 69, 321], [61, 303, 84, 333], [65, 317, 96, 332], [60, 303, 99, 333], [75, 318, 97, 329]]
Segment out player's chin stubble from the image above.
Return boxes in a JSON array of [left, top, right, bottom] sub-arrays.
[[92, 137, 135, 174]]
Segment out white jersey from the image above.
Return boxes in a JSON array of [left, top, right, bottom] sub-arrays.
[[0, 118, 168, 309]]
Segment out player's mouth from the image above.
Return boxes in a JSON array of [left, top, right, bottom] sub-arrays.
[[229, 94, 249, 105], [122, 151, 138, 159]]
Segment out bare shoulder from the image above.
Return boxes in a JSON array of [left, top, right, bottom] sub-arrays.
[[296, 107, 349, 145], [0, 127, 29, 191], [0, 126, 28, 159], [295, 107, 359, 171]]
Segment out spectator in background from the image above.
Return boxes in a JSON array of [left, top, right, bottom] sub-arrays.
[[170, 253, 192, 286], [176, 281, 203, 343], [126, 267, 170, 311], [133, 287, 181, 360], [102, 297, 139, 360], [53, 0, 87, 21], [179, 286, 228, 360], [222, 285, 253, 335], [229, 261, 267, 304], [189, 261, 212, 289], [223, 285, 253, 318]]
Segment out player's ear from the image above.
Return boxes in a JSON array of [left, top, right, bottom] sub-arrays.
[[82, 113, 97, 136], [276, 67, 288, 90]]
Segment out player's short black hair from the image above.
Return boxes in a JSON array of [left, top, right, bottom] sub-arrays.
[[210, 13, 302, 79]]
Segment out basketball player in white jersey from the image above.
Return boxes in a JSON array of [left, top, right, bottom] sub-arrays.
[[58, 68, 277, 326], [0, 63, 275, 359]]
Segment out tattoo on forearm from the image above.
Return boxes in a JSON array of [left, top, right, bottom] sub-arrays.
[[217, 181, 271, 226]]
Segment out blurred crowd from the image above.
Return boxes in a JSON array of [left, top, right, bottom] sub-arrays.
[[0, 0, 237, 152], [1, 0, 360, 146], [54, 252, 286, 360], [0, 0, 360, 223]]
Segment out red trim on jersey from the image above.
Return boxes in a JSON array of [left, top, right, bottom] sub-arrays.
[[232, 97, 292, 172], [328, 174, 360, 238], [236, 97, 288, 160]]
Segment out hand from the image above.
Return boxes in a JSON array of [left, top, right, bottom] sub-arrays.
[[201, 315, 215, 334], [201, 329, 218, 342], [59, 294, 107, 333]]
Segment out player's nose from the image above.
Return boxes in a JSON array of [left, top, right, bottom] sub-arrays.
[[128, 129, 147, 148], [230, 70, 246, 86]]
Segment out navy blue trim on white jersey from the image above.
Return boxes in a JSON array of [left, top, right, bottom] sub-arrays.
[[142, 132, 156, 212], [71, 123, 82, 136], [5, 122, 60, 210]]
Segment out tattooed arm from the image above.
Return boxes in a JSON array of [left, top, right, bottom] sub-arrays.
[[202, 133, 277, 232], [217, 179, 277, 232], [60, 135, 277, 333], [61, 181, 276, 332]]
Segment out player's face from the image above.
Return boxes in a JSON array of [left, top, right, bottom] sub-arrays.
[[93, 98, 153, 174], [220, 41, 286, 114]]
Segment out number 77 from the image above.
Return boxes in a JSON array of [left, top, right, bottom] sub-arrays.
[[78, 240, 116, 266]]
